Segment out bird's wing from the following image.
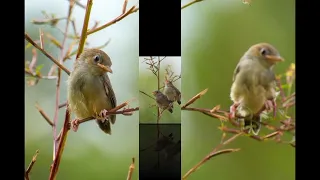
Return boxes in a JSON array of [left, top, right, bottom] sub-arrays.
[[172, 85, 181, 95], [102, 75, 117, 124], [232, 63, 241, 82], [261, 71, 277, 100]]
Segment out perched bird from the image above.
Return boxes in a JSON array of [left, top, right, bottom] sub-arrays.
[[152, 90, 174, 113], [229, 43, 284, 135], [67, 49, 116, 135], [163, 79, 181, 105]]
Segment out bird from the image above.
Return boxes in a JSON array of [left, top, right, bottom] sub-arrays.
[[229, 43, 284, 135], [152, 90, 174, 113], [163, 79, 181, 105], [67, 49, 116, 135]]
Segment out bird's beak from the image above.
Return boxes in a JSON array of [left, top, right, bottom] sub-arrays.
[[152, 91, 157, 95], [265, 55, 285, 63], [97, 63, 113, 73]]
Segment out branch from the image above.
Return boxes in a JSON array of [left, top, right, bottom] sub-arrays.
[[53, 0, 75, 157], [126, 157, 135, 180], [25, 69, 57, 80], [25, 149, 40, 180], [182, 133, 242, 180], [35, 103, 54, 126], [87, 3, 139, 35], [181, 0, 204, 10], [49, 108, 71, 180], [139, 90, 155, 100], [67, 0, 86, 9], [181, 88, 208, 108], [71, 106, 139, 131], [76, 0, 93, 59], [25, 33, 71, 75]]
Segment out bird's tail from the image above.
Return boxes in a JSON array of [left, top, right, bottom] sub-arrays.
[[96, 119, 112, 135], [168, 101, 174, 113], [245, 115, 262, 135]]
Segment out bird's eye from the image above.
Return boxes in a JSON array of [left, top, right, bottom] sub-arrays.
[[260, 48, 267, 56], [93, 55, 100, 63]]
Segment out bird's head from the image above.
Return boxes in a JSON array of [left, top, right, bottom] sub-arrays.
[[77, 49, 113, 75], [152, 90, 161, 96], [246, 43, 285, 68]]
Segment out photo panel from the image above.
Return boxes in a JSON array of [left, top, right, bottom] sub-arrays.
[[139, 123, 181, 180], [139, 56, 182, 124]]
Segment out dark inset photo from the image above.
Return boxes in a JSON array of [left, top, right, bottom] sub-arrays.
[[139, 56, 181, 123], [139, 123, 181, 180]]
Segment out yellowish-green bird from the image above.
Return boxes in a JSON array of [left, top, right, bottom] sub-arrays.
[[229, 43, 284, 134], [67, 49, 116, 135], [163, 79, 181, 105]]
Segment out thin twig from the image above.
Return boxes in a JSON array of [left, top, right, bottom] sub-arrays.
[[87, 5, 139, 35], [181, 88, 208, 108], [35, 103, 54, 126], [122, 0, 128, 14], [59, 102, 68, 109], [53, 1, 75, 159], [53, 0, 75, 158], [25, 33, 70, 75], [126, 157, 135, 180], [76, 0, 93, 59], [29, 48, 37, 72], [39, 29, 44, 49], [139, 90, 155, 100], [183, 133, 242, 179], [68, 0, 86, 9], [182, 107, 228, 120], [71, 107, 139, 131], [49, 109, 71, 180], [25, 69, 57, 80], [25, 149, 40, 180], [181, 0, 204, 10], [182, 149, 240, 180]]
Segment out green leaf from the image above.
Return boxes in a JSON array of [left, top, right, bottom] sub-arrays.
[[35, 64, 44, 75], [281, 84, 289, 89], [25, 43, 32, 49]]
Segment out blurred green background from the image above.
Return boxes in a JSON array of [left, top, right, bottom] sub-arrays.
[[139, 57, 181, 123], [25, 0, 139, 179], [181, 0, 295, 180]]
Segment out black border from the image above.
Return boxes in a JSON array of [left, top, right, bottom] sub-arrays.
[[139, 0, 181, 56]]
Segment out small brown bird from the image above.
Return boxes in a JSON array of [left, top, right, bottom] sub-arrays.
[[163, 79, 181, 105], [152, 90, 174, 113], [67, 49, 116, 135], [229, 43, 284, 134]]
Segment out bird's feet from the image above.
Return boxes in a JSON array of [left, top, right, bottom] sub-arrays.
[[71, 119, 80, 132], [96, 109, 110, 123], [229, 103, 240, 119], [265, 99, 277, 118]]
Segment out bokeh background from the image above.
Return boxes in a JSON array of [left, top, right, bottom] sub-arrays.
[[25, 0, 139, 179], [181, 0, 295, 180], [139, 56, 181, 123]]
